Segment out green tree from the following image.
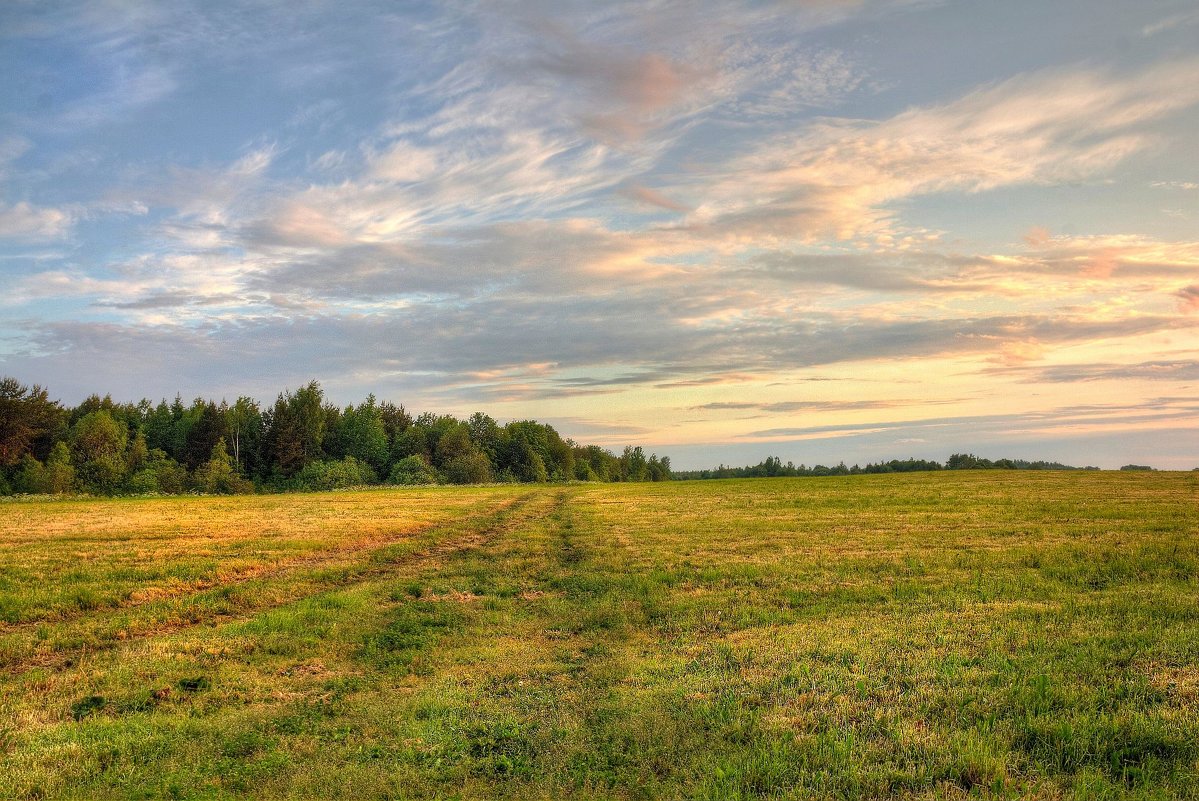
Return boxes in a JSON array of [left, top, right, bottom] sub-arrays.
[[544, 425, 574, 480], [648, 454, 672, 481], [576, 444, 616, 481], [70, 410, 129, 492], [619, 445, 648, 482], [225, 396, 262, 475], [467, 412, 503, 464], [183, 401, 229, 471], [0, 377, 63, 466], [128, 449, 187, 494], [388, 455, 438, 485], [12, 454, 45, 493], [142, 400, 175, 455], [434, 423, 476, 469], [43, 442, 76, 493], [264, 381, 326, 477], [392, 425, 432, 464], [444, 452, 493, 484], [192, 438, 250, 494], [336, 396, 389, 473], [501, 421, 551, 483], [378, 401, 412, 461], [293, 456, 377, 491], [126, 431, 149, 473]]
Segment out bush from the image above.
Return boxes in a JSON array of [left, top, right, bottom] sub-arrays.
[[42, 442, 75, 493], [388, 455, 437, 485], [131, 451, 188, 494], [191, 439, 255, 494], [126, 469, 163, 495], [444, 452, 493, 485], [12, 455, 45, 494], [294, 456, 378, 491]]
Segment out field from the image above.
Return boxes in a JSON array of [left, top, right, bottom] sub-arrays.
[[1, 472, 1197, 800]]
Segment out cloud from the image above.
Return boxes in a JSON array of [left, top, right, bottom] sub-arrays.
[[472, 1, 876, 149], [738, 398, 1199, 441], [618, 183, 692, 212], [1142, 8, 1199, 37], [97, 290, 241, 311], [6, 304, 1190, 412], [736, 250, 967, 292], [534, 416, 652, 439], [57, 65, 177, 128], [991, 360, 1199, 384], [0, 136, 32, 176], [1179, 285, 1199, 312], [0, 202, 74, 240], [721, 44, 866, 117], [682, 59, 1199, 242], [692, 398, 958, 413]]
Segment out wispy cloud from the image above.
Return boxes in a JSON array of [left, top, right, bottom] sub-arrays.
[[0, 202, 74, 240], [1142, 8, 1199, 37], [683, 59, 1199, 243], [738, 398, 1199, 441]]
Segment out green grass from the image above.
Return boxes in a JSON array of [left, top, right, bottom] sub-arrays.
[[1, 471, 1196, 799]]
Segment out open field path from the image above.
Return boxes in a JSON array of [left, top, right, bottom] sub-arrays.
[[0, 493, 523, 635], [0, 489, 550, 676]]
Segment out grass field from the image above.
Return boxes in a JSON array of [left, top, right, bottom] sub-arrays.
[[1, 472, 1197, 799]]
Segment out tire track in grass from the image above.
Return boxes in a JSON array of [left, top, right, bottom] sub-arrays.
[[0, 498, 509, 636], [0, 491, 550, 677], [354, 491, 571, 680]]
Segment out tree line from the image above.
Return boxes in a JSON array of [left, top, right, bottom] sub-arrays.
[[673, 453, 1100, 480], [0, 377, 671, 496]]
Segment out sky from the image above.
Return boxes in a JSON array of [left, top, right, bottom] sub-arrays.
[[1, 0, 1197, 470]]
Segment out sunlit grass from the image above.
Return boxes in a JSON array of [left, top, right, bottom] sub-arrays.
[[1, 471, 1196, 798]]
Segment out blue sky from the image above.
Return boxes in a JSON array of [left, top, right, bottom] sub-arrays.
[[2, 0, 1198, 469]]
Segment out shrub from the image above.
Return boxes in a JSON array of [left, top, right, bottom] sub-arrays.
[[294, 456, 378, 491], [131, 450, 188, 494], [444, 452, 493, 485], [192, 440, 253, 494], [126, 469, 162, 495], [8, 449, 74, 494], [12, 455, 45, 494], [388, 455, 437, 485], [42, 442, 75, 493]]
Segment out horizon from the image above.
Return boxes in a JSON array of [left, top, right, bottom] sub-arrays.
[[2, 1, 1197, 470], [10, 375, 1191, 472]]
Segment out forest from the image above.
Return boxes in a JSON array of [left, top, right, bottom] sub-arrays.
[[0, 377, 671, 496], [672, 454, 1101, 480]]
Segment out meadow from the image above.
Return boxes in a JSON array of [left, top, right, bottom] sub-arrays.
[[0, 471, 1196, 799]]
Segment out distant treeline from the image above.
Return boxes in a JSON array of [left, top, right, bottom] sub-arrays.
[[0, 377, 671, 496], [674, 453, 1100, 480]]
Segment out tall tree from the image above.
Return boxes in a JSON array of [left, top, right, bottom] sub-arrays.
[[467, 412, 503, 464], [0, 377, 63, 466], [263, 381, 326, 477], [378, 401, 412, 462], [335, 395, 389, 473], [70, 410, 129, 492], [183, 401, 229, 471], [225, 396, 262, 475], [619, 445, 648, 482]]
